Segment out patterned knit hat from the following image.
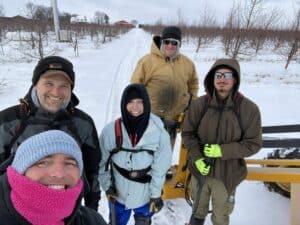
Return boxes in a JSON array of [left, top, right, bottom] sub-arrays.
[[12, 130, 83, 175], [32, 56, 75, 89]]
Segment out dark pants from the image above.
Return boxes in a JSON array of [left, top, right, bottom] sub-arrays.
[[190, 176, 235, 225]]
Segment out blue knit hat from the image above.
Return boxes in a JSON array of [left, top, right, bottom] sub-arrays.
[[12, 130, 83, 175]]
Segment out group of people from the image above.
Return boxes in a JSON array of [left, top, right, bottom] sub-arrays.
[[0, 26, 262, 225]]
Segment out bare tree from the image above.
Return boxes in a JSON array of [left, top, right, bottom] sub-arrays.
[[94, 11, 107, 25], [176, 8, 187, 26], [0, 79, 7, 94], [223, 0, 264, 58], [284, 9, 300, 69], [251, 8, 280, 54], [25, 2, 37, 19], [0, 20, 10, 55], [195, 3, 217, 52], [69, 32, 79, 56]]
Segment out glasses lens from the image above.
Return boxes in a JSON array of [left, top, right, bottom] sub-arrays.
[[163, 40, 170, 45], [214, 72, 223, 79], [214, 72, 233, 79], [163, 39, 178, 46], [170, 40, 178, 46], [223, 72, 233, 79]]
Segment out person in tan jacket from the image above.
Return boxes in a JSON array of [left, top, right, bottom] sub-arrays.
[[131, 26, 199, 178], [182, 58, 262, 225]]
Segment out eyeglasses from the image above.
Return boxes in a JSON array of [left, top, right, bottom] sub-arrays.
[[162, 38, 180, 46], [214, 71, 234, 79]]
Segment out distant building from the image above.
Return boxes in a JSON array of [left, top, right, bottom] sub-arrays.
[[71, 15, 88, 23], [0, 15, 38, 31], [114, 20, 134, 28]]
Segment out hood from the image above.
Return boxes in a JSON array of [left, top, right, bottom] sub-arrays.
[[204, 58, 240, 98], [120, 84, 150, 142], [151, 35, 180, 60], [151, 35, 163, 57]]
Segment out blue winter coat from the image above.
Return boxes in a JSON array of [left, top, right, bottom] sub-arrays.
[[99, 113, 172, 209]]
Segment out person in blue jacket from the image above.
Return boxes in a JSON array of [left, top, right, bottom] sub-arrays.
[[99, 83, 172, 225]]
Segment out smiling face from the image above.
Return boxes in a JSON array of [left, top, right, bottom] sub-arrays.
[[35, 72, 72, 113], [25, 153, 80, 189], [126, 98, 144, 117]]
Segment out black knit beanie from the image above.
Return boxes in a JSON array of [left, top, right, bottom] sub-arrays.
[[32, 56, 75, 89], [161, 26, 182, 41], [125, 88, 142, 105]]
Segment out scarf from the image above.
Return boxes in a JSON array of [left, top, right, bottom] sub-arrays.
[[7, 166, 83, 225]]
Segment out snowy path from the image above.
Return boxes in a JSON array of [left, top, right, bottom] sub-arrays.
[[70, 28, 151, 131]]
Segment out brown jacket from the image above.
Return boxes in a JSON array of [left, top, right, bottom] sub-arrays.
[[182, 58, 262, 193], [131, 36, 199, 120]]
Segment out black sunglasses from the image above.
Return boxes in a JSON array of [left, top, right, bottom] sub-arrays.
[[162, 38, 179, 46]]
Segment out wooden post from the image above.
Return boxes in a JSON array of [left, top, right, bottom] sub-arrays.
[[291, 183, 300, 225]]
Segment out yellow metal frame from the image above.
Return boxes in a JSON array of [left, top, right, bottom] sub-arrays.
[[163, 156, 300, 225], [247, 159, 300, 225]]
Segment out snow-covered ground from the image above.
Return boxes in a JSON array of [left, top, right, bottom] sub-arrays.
[[1, 28, 299, 225]]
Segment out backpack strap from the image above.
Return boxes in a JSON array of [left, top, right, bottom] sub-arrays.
[[104, 118, 124, 171], [6, 100, 31, 154], [195, 94, 212, 132], [199, 94, 211, 124], [0, 100, 31, 175], [232, 92, 244, 140], [115, 117, 122, 149], [198, 92, 244, 139], [112, 162, 152, 183], [104, 118, 154, 184]]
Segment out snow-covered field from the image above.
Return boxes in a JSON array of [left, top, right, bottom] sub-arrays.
[[1, 28, 299, 225]]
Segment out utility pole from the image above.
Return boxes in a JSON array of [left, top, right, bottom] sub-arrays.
[[51, 0, 60, 42]]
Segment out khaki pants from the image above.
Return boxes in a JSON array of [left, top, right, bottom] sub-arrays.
[[190, 175, 235, 225]]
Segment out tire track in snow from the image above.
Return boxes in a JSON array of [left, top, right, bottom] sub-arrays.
[[104, 29, 150, 124]]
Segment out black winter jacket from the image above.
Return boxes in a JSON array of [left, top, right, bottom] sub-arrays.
[[0, 87, 101, 210], [0, 174, 107, 225]]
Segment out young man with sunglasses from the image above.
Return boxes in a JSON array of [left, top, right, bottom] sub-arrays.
[[182, 58, 262, 225], [131, 26, 199, 178]]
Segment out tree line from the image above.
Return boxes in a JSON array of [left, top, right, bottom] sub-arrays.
[[144, 0, 300, 69], [0, 2, 133, 60]]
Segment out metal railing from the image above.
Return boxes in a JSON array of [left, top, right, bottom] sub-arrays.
[[262, 124, 300, 148], [247, 124, 300, 225]]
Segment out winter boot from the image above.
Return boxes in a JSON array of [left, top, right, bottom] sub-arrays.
[[134, 215, 151, 225], [188, 214, 205, 225]]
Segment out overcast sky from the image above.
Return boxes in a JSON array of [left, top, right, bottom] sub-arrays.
[[0, 0, 299, 25]]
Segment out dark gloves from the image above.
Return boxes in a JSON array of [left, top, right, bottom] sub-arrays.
[[149, 197, 164, 213], [106, 186, 118, 202], [84, 190, 100, 211]]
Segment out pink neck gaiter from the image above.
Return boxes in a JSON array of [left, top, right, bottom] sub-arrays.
[[7, 166, 83, 225]]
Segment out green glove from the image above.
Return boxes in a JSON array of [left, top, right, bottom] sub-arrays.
[[204, 144, 222, 158], [195, 158, 210, 175]]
